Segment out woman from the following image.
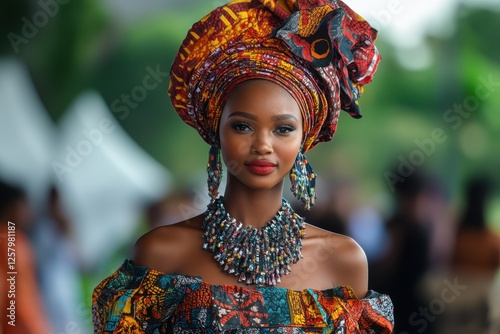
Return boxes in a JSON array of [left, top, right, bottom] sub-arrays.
[[92, 0, 394, 332]]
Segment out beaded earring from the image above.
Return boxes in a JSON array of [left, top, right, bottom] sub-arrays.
[[289, 151, 317, 210], [207, 145, 223, 200]]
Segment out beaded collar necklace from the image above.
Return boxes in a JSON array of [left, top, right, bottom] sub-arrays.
[[202, 196, 305, 286]]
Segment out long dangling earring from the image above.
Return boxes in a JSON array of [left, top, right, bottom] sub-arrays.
[[207, 145, 223, 200], [289, 151, 316, 210]]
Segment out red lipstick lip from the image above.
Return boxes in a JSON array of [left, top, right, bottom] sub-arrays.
[[245, 160, 277, 175], [245, 160, 277, 167]]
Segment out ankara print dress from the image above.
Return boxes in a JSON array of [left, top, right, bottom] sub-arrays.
[[92, 260, 394, 333]]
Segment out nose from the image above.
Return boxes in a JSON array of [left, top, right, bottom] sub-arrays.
[[251, 131, 273, 155]]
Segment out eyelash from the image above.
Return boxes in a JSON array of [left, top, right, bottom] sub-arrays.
[[230, 122, 296, 135], [231, 122, 252, 132], [275, 125, 295, 134]]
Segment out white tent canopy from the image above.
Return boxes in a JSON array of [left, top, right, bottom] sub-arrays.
[[0, 57, 172, 269], [55, 91, 172, 268], [0, 57, 56, 208]]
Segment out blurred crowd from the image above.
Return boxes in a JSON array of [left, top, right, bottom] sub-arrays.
[[296, 170, 500, 334], [0, 181, 87, 333]]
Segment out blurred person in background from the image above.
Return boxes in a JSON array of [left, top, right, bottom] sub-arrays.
[[416, 175, 454, 273], [33, 184, 88, 333], [0, 179, 53, 334], [433, 175, 500, 334], [370, 170, 432, 333], [451, 176, 500, 281], [92, 0, 394, 332]]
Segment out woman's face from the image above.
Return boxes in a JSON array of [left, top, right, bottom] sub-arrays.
[[219, 79, 303, 191]]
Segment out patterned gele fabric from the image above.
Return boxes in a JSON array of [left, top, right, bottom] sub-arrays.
[[168, 0, 381, 152]]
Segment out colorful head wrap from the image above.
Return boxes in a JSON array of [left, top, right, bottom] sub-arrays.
[[168, 0, 380, 152]]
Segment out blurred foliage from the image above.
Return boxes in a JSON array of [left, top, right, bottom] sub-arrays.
[[1, 1, 499, 204], [1, 0, 108, 120]]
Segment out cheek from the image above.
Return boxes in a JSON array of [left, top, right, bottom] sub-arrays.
[[280, 137, 302, 168], [220, 132, 249, 173], [220, 128, 247, 156]]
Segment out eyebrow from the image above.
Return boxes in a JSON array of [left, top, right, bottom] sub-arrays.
[[227, 111, 299, 122]]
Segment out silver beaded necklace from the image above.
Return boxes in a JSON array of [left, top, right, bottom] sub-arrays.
[[201, 196, 305, 286]]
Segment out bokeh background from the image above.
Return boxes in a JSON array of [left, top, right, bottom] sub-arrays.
[[1, 0, 499, 333]]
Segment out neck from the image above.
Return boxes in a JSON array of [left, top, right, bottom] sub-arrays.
[[220, 176, 285, 228]]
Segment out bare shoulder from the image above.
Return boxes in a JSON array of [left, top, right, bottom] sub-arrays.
[[304, 224, 367, 266], [130, 215, 203, 274], [304, 224, 368, 297]]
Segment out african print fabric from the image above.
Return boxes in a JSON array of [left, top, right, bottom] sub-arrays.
[[92, 260, 394, 333]]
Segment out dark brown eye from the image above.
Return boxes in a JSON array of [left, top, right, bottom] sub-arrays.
[[231, 122, 252, 132], [275, 125, 295, 134]]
